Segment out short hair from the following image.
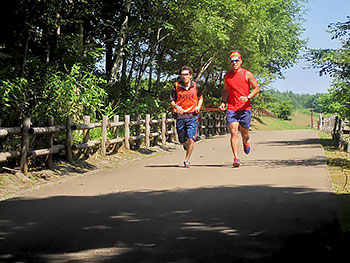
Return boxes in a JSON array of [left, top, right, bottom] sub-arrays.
[[180, 66, 193, 75]]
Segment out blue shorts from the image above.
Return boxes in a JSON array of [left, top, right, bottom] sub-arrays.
[[226, 110, 251, 128], [176, 116, 198, 143]]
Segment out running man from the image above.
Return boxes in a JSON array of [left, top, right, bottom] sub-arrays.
[[219, 51, 260, 167], [170, 66, 203, 168]]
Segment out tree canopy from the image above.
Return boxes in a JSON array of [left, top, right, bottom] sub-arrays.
[[307, 16, 350, 118], [0, 0, 308, 126]]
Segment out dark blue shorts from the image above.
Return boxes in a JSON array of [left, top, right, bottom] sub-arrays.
[[226, 110, 251, 128], [176, 116, 198, 143]]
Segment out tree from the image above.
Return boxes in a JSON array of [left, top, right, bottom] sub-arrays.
[[307, 16, 350, 117]]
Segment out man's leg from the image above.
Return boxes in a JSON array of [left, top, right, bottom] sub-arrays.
[[239, 110, 252, 154], [183, 117, 198, 167], [185, 138, 195, 162], [229, 122, 240, 159], [240, 126, 250, 144], [176, 119, 187, 149]]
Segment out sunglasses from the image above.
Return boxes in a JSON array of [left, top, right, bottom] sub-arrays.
[[231, 59, 240, 63]]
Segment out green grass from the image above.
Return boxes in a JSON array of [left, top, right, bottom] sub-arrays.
[[251, 109, 317, 131], [318, 131, 350, 232]]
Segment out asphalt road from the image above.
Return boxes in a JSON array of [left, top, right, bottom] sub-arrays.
[[0, 130, 343, 262]]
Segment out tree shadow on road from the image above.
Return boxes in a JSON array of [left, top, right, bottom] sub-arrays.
[[258, 138, 324, 149], [245, 157, 327, 168], [0, 185, 348, 263]]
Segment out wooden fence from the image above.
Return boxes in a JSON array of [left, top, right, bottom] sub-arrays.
[[0, 112, 228, 174], [318, 113, 350, 153]]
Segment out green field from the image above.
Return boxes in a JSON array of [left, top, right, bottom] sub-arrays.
[[251, 109, 317, 131]]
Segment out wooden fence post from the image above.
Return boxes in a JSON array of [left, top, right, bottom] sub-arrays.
[[145, 114, 150, 147], [20, 117, 30, 174], [318, 113, 322, 130], [46, 117, 54, 169], [113, 115, 119, 139], [136, 114, 141, 149], [332, 116, 338, 140], [125, 115, 130, 150], [113, 115, 120, 151], [83, 116, 90, 143], [161, 113, 166, 145], [66, 116, 73, 163], [83, 116, 90, 157], [101, 116, 108, 155]]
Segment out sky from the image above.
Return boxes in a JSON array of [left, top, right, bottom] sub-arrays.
[[270, 0, 350, 95]]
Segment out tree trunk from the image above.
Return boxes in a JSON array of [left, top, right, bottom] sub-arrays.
[[109, 0, 131, 83], [127, 51, 136, 83], [105, 38, 113, 77], [21, 35, 30, 78], [195, 54, 215, 82], [155, 47, 165, 94], [120, 53, 128, 91], [148, 62, 153, 92], [78, 21, 84, 61]]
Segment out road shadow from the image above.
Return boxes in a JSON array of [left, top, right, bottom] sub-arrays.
[[145, 163, 233, 168], [259, 138, 323, 149], [244, 157, 327, 168], [146, 158, 327, 169], [0, 185, 347, 263]]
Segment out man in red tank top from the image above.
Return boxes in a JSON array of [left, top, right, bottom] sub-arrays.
[[170, 66, 203, 168], [219, 51, 260, 167]]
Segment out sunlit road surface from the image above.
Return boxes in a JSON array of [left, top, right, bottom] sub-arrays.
[[0, 130, 339, 262]]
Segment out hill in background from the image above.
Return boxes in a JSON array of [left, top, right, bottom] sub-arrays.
[[251, 109, 317, 131]]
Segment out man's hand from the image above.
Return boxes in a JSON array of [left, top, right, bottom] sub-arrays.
[[219, 102, 226, 111], [239, 96, 249, 103], [176, 105, 185, 114], [194, 106, 201, 113]]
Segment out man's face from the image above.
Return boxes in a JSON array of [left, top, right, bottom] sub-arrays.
[[230, 59, 242, 71], [180, 70, 192, 84]]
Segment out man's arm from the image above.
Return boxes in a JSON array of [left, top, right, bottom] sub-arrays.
[[239, 71, 260, 103], [195, 95, 204, 113], [247, 72, 260, 98], [194, 84, 203, 112], [170, 85, 185, 114], [219, 76, 228, 111]]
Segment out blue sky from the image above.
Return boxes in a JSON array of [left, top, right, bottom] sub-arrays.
[[270, 0, 350, 95]]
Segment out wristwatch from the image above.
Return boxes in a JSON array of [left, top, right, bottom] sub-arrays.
[[247, 94, 251, 99], [174, 104, 179, 108]]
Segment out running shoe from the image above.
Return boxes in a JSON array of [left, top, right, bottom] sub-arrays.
[[243, 143, 250, 154], [233, 158, 240, 168], [184, 160, 190, 168]]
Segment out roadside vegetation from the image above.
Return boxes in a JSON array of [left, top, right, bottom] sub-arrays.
[[318, 131, 350, 232], [251, 109, 317, 131]]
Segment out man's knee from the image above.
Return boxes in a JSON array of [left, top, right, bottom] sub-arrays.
[[229, 123, 239, 136], [187, 138, 195, 145]]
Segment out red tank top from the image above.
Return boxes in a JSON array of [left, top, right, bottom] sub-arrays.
[[174, 81, 199, 113], [225, 69, 251, 111]]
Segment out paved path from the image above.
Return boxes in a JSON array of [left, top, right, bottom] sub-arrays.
[[0, 130, 340, 262]]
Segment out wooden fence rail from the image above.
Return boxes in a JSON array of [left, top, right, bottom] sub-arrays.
[[0, 111, 228, 174], [318, 113, 350, 154]]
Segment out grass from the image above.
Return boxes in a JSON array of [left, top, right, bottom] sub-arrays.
[[251, 109, 317, 131], [318, 131, 350, 232]]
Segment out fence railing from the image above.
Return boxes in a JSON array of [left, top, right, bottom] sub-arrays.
[[318, 113, 350, 154], [0, 111, 228, 174]]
